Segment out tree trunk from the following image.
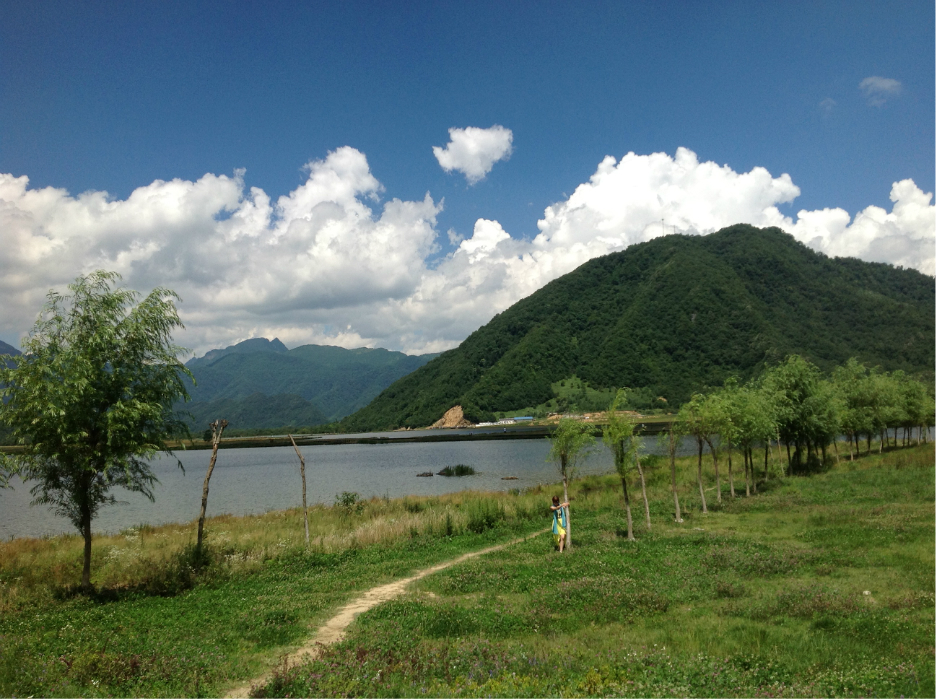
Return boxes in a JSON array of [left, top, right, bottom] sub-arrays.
[[743, 447, 751, 497], [764, 443, 770, 482], [669, 430, 683, 523], [562, 476, 572, 551], [774, 432, 783, 477], [289, 435, 310, 546], [198, 419, 227, 555], [847, 433, 854, 461], [831, 438, 839, 464], [879, 429, 884, 453], [866, 433, 872, 456], [705, 438, 722, 503], [751, 448, 758, 493], [636, 455, 651, 531], [785, 442, 792, 475], [620, 474, 634, 541], [696, 437, 708, 513], [727, 439, 736, 498], [81, 490, 93, 591]]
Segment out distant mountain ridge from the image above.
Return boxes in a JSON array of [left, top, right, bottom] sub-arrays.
[[340, 224, 935, 432], [180, 339, 439, 429], [0, 340, 21, 357], [186, 337, 288, 369]]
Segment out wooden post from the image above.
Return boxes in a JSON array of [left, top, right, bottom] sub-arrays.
[[197, 418, 227, 555], [668, 427, 683, 523], [289, 434, 310, 546], [636, 454, 651, 531]]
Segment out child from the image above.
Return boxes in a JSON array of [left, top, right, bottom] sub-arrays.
[[550, 495, 569, 552]]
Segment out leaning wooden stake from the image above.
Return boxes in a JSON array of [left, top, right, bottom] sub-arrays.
[[636, 454, 651, 531], [289, 434, 310, 546], [197, 418, 227, 555], [667, 427, 683, 523]]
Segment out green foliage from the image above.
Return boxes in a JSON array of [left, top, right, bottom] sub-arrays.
[[602, 389, 639, 477], [183, 392, 328, 431], [548, 417, 595, 482], [335, 491, 363, 513], [464, 500, 506, 533], [341, 225, 935, 431], [437, 464, 476, 477], [0, 271, 191, 587]]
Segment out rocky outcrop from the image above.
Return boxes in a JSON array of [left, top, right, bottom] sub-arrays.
[[429, 405, 474, 429]]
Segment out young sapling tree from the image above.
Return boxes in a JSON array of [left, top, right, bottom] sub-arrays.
[[548, 417, 595, 551], [0, 271, 191, 590]]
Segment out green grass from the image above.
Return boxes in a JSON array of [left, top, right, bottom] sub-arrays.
[[258, 444, 935, 698], [0, 490, 545, 698], [1, 442, 933, 697]]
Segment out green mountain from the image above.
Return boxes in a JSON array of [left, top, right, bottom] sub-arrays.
[[182, 392, 328, 432], [0, 340, 21, 358], [341, 225, 935, 431], [186, 337, 288, 369], [181, 340, 438, 428]]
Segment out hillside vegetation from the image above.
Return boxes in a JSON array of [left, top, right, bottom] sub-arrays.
[[341, 225, 935, 431], [180, 339, 437, 428]]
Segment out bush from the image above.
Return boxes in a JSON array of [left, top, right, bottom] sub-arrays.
[[335, 491, 364, 514], [465, 501, 506, 533], [437, 464, 476, 477]]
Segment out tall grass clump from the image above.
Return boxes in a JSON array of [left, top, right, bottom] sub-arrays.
[[437, 464, 476, 476]]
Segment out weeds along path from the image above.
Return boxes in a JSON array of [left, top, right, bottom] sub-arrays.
[[225, 529, 548, 698]]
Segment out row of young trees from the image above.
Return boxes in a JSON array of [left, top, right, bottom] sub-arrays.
[[594, 355, 933, 542]]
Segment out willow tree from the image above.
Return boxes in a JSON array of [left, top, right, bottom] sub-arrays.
[[762, 355, 825, 473], [602, 390, 645, 540], [832, 358, 873, 460], [548, 417, 595, 551], [677, 393, 719, 513], [0, 272, 191, 590]]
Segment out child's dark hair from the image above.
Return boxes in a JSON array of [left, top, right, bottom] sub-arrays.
[[552, 495, 560, 505]]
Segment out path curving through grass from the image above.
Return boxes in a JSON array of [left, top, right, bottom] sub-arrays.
[[225, 529, 548, 698]]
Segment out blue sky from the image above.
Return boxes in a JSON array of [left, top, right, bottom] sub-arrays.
[[1, 1, 933, 354]]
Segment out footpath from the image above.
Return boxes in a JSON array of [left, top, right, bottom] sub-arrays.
[[225, 529, 547, 698]]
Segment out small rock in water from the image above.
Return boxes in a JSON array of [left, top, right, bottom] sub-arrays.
[[501, 476, 518, 480], [416, 471, 433, 477]]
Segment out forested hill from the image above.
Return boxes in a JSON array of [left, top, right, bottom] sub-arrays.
[[341, 225, 935, 431], [181, 340, 438, 427], [0, 340, 21, 357]]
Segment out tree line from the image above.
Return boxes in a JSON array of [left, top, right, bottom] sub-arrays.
[[596, 354, 933, 540]]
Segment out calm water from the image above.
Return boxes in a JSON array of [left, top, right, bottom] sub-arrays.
[[1, 437, 628, 540], [4, 427, 919, 541]]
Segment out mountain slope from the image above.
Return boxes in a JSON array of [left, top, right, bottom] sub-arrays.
[[341, 225, 935, 431], [182, 393, 328, 432], [182, 340, 438, 425], [0, 340, 21, 358]]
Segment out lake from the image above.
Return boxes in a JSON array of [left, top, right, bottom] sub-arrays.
[[3, 427, 920, 541], [2, 436, 628, 540]]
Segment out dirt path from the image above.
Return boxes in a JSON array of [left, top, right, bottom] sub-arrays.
[[224, 529, 546, 698]]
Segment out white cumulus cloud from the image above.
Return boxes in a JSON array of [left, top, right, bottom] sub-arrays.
[[1, 146, 931, 358], [432, 125, 513, 184], [859, 76, 902, 106]]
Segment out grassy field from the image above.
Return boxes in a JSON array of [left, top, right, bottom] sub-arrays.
[[1, 442, 933, 697]]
